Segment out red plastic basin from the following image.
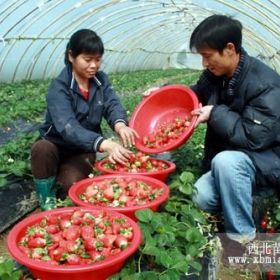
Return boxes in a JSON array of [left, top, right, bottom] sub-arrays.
[[95, 157, 176, 182], [7, 207, 142, 280], [69, 174, 170, 221], [129, 84, 199, 153]]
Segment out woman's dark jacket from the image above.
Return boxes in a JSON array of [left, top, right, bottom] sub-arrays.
[[191, 51, 280, 187], [39, 66, 127, 152]]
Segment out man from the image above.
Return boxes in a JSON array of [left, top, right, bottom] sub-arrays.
[[189, 14, 280, 248]]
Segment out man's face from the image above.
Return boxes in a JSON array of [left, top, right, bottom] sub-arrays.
[[198, 45, 236, 77]]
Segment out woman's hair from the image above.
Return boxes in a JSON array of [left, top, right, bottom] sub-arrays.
[[64, 29, 104, 65], [189, 15, 242, 53]]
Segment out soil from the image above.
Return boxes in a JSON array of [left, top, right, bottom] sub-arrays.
[[0, 230, 10, 258]]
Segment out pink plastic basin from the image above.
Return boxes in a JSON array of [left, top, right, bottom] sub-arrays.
[[95, 157, 176, 182], [7, 207, 142, 280], [129, 84, 199, 154], [69, 174, 170, 221]]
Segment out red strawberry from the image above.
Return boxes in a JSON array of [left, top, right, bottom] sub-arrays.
[[112, 223, 121, 234], [104, 186, 114, 200], [66, 254, 81, 265], [100, 234, 117, 248], [63, 225, 81, 241], [46, 224, 59, 234], [81, 225, 94, 240], [60, 219, 72, 229], [49, 247, 64, 262], [28, 237, 46, 248], [115, 235, 128, 249]]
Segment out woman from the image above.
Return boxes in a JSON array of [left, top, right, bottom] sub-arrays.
[[31, 29, 138, 210]]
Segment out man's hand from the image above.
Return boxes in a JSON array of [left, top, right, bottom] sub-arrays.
[[99, 139, 131, 165], [191, 105, 214, 127], [114, 122, 139, 147]]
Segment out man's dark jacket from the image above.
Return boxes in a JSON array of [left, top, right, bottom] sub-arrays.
[[191, 52, 280, 188], [39, 66, 127, 152]]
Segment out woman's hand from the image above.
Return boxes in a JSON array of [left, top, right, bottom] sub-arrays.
[[99, 139, 131, 165], [114, 122, 139, 147], [142, 87, 160, 96], [191, 105, 214, 127]]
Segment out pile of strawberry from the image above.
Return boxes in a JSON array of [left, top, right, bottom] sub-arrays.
[[142, 116, 191, 148], [260, 214, 276, 233], [103, 152, 168, 173], [18, 210, 133, 265], [259, 199, 280, 233], [79, 177, 163, 207]]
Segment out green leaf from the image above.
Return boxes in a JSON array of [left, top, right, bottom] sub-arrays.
[[178, 183, 193, 195], [151, 213, 164, 232], [138, 223, 156, 244], [158, 274, 172, 280], [142, 244, 160, 256], [137, 271, 158, 280], [156, 251, 173, 269], [186, 244, 200, 256], [179, 171, 194, 183], [135, 209, 153, 223], [109, 258, 137, 280], [185, 228, 202, 243], [172, 260, 188, 273], [164, 201, 182, 213], [0, 259, 14, 275], [0, 176, 7, 187], [0, 259, 22, 280], [276, 212, 280, 221], [180, 206, 206, 225], [159, 269, 181, 280], [110, 272, 140, 280], [189, 260, 202, 272], [169, 178, 180, 189]]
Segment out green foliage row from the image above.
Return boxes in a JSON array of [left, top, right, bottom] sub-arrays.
[[0, 69, 199, 127], [0, 131, 39, 186], [0, 80, 50, 126], [110, 69, 200, 94]]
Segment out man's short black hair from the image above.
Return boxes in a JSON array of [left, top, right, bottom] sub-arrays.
[[189, 15, 242, 53]]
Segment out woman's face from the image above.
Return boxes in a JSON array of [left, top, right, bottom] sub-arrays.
[[69, 52, 102, 80]]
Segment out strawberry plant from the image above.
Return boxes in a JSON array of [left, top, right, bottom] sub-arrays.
[[0, 80, 50, 126], [109, 171, 220, 280], [0, 132, 39, 184], [171, 124, 206, 175], [0, 257, 23, 280]]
